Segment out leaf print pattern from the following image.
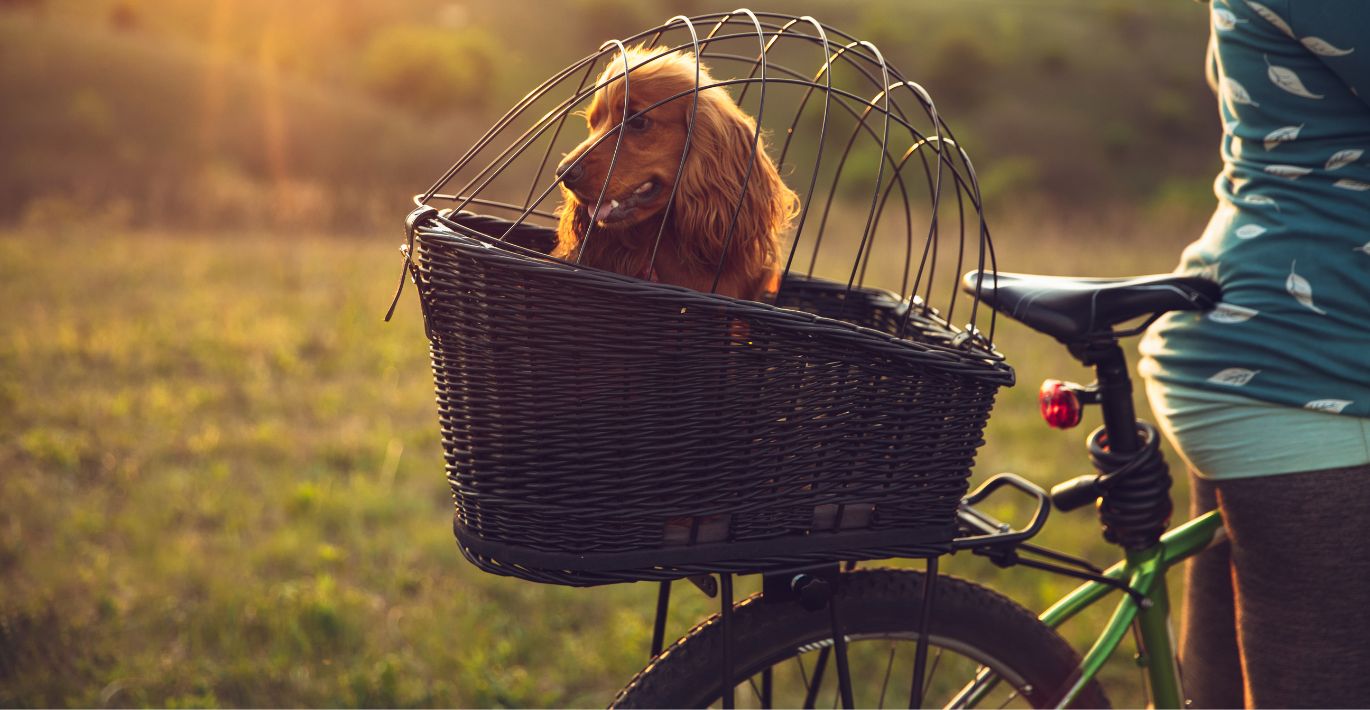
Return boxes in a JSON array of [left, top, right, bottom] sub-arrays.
[[1221, 77, 1260, 106], [1286, 260, 1328, 315], [1213, 7, 1243, 31], [1265, 56, 1324, 99], [1301, 37, 1355, 57], [1208, 303, 1259, 323], [1209, 368, 1260, 386], [1245, 2, 1295, 38], [1160, 3, 1370, 420], [1265, 164, 1311, 179], [1305, 399, 1353, 414], [1263, 125, 1301, 151], [1326, 149, 1364, 170]]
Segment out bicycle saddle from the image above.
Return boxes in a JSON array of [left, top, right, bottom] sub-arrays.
[[961, 271, 1220, 342]]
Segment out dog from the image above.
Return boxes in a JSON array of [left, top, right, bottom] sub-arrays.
[[553, 46, 798, 301]]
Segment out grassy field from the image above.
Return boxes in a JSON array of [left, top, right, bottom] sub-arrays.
[[0, 214, 1205, 707]]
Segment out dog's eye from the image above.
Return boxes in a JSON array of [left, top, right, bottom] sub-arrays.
[[627, 114, 650, 131]]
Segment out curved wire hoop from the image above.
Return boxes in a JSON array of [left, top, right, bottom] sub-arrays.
[[417, 9, 1001, 350]]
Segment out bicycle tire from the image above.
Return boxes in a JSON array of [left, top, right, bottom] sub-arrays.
[[612, 569, 1109, 709]]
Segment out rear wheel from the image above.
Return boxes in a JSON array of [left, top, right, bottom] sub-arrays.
[[612, 569, 1108, 708]]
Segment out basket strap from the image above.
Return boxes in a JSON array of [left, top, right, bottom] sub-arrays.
[[384, 205, 441, 323]]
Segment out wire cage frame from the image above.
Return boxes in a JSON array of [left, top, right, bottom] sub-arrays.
[[392, 10, 1016, 586]]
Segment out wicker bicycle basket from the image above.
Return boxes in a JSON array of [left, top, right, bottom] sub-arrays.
[[391, 11, 1015, 586]]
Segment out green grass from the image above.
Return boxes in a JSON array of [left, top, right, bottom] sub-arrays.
[[0, 215, 1205, 707]]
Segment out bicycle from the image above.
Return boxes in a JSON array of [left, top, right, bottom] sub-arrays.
[[608, 269, 1222, 709], [390, 11, 1223, 708]]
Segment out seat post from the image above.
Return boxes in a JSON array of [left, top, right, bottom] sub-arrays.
[[1069, 339, 1140, 454], [1068, 337, 1176, 552]]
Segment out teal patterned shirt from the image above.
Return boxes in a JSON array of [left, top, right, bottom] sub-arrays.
[[1140, 0, 1370, 418]]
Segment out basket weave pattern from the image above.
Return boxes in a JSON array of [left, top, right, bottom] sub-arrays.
[[413, 216, 1011, 586]]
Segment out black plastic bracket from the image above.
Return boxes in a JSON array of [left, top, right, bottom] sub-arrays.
[[761, 563, 839, 607], [952, 473, 1052, 549], [1061, 379, 1102, 405], [688, 573, 719, 598]]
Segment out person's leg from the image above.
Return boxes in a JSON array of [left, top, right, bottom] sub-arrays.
[[1216, 464, 1370, 708], [1179, 471, 1245, 708]]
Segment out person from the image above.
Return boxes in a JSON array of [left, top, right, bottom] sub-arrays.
[[1138, 1, 1370, 707]]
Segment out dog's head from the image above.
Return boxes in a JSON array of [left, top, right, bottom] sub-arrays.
[[555, 46, 797, 269]]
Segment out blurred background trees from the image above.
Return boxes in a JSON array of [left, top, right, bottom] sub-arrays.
[[0, 0, 1219, 233]]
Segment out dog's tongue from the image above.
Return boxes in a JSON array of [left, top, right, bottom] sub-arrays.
[[592, 200, 616, 223]]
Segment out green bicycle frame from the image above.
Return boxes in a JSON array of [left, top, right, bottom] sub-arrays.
[[1038, 510, 1226, 708]]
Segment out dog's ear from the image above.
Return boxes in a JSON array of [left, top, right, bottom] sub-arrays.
[[553, 186, 591, 260], [673, 90, 799, 287]]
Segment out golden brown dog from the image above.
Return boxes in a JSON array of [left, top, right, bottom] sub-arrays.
[[553, 46, 798, 301]]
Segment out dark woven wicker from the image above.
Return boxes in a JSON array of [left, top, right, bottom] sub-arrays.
[[389, 10, 1017, 586], [410, 213, 1011, 586]]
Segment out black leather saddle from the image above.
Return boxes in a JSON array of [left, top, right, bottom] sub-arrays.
[[961, 271, 1220, 342]]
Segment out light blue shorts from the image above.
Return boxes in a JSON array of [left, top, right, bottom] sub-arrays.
[[1144, 379, 1370, 480]]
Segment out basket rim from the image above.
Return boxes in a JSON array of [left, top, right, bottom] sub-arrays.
[[414, 214, 1014, 385]]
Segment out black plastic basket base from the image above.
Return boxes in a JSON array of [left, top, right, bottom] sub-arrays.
[[456, 518, 953, 586]]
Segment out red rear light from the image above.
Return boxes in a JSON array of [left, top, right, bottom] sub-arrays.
[[1039, 379, 1083, 429]]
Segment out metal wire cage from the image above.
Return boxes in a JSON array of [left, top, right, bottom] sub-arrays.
[[391, 10, 1015, 586]]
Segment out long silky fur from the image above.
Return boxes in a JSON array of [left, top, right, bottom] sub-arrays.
[[554, 48, 799, 300]]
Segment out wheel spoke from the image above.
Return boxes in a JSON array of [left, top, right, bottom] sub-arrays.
[[995, 690, 1020, 710], [803, 646, 831, 709], [876, 643, 897, 709], [925, 647, 945, 702]]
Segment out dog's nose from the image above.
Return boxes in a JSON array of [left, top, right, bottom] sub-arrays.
[[556, 160, 585, 186]]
